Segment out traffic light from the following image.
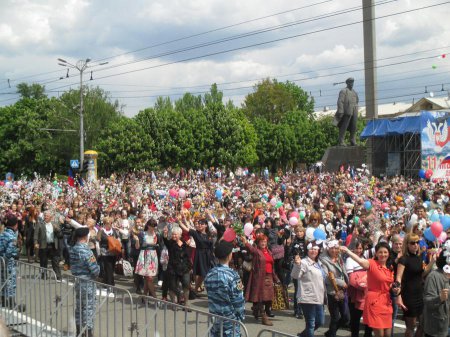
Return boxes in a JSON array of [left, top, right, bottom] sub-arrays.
[[82, 160, 89, 172]]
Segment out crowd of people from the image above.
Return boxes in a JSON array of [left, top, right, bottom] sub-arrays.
[[0, 166, 450, 337]]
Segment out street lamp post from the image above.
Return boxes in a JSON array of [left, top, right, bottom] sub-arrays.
[[57, 58, 107, 169]]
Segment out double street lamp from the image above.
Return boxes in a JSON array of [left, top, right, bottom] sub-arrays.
[[57, 58, 107, 169]]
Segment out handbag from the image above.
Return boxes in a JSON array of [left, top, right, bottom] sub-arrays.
[[272, 284, 289, 310], [242, 260, 252, 272], [115, 259, 133, 276], [107, 235, 122, 256], [271, 244, 285, 260]]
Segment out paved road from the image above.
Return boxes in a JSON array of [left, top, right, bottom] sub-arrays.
[[7, 259, 406, 337]]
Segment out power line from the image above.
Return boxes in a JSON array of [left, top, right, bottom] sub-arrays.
[[2, 0, 395, 90], [1, 0, 334, 87], [46, 1, 450, 92]]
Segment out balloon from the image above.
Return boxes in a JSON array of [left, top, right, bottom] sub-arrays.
[[275, 201, 283, 209], [290, 211, 299, 220], [364, 201, 372, 210], [424, 227, 436, 242], [281, 184, 286, 191], [274, 177, 279, 183], [442, 215, 450, 230], [299, 211, 306, 220], [384, 213, 390, 219], [169, 189, 178, 198], [313, 228, 327, 241], [262, 194, 269, 201], [289, 217, 299, 226], [178, 189, 186, 199], [431, 221, 443, 237], [244, 223, 254, 237], [270, 198, 277, 206], [305, 227, 315, 241], [432, 65, 437, 69], [425, 169, 433, 179], [381, 203, 389, 210], [418, 169, 426, 179], [438, 231, 448, 243], [430, 212, 440, 222], [354, 216, 360, 225], [215, 189, 223, 200], [183, 200, 192, 210], [223, 228, 237, 242]]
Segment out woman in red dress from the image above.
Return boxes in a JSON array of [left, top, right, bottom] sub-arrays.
[[341, 242, 400, 337]]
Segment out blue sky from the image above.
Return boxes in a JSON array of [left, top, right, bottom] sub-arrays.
[[0, 0, 449, 116]]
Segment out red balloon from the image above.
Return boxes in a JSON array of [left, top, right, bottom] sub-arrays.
[[222, 228, 237, 242], [425, 169, 433, 179], [290, 211, 299, 219], [431, 221, 443, 237], [183, 200, 192, 209]]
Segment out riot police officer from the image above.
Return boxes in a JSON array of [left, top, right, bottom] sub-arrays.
[[70, 227, 100, 337], [0, 215, 25, 311], [204, 240, 245, 337]]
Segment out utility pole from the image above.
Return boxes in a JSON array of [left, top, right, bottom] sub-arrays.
[[57, 58, 107, 168], [362, 0, 378, 173]]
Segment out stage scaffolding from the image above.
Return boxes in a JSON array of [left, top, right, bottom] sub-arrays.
[[370, 133, 421, 178]]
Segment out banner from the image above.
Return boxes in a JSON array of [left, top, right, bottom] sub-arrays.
[[421, 111, 450, 181]]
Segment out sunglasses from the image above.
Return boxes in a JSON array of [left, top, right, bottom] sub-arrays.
[[408, 241, 419, 245]]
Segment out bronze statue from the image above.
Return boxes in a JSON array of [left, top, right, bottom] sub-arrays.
[[334, 77, 359, 146]]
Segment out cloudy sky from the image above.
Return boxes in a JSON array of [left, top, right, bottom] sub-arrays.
[[0, 0, 449, 117]]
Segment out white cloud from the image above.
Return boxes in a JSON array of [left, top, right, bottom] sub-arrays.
[[0, 0, 449, 116]]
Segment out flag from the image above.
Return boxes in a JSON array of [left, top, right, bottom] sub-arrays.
[[68, 168, 75, 187]]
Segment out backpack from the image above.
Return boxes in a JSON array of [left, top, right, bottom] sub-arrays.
[[107, 235, 122, 256]]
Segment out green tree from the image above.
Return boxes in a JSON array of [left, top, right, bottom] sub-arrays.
[[96, 117, 156, 174], [243, 78, 314, 123], [16, 83, 47, 99]]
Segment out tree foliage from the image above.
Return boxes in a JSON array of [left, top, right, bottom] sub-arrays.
[[0, 80, 364, 176]]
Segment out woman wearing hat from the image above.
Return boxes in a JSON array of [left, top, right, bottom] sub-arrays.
[[321, 240, 349, 337], [291, 240, 326, 337]]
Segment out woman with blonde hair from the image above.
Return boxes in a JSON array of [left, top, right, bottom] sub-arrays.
[[396, 233, 436, 337]]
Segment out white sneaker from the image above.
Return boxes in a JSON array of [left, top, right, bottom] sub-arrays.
[[157, 280, 163, 287]]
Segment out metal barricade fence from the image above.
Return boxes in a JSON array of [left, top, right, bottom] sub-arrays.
[[133, 296, 249, 337], [256, 329, 297, 337], [0, 260, 249, 337]]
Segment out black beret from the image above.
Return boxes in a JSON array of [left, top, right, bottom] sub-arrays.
[[74, 227, 90, 239], [214, 240, 233, 259], [5, 215, 18, 227]]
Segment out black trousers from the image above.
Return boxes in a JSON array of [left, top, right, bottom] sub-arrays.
[[100, 255, 116, 286], [39, 244, 61, 279], [348, 300, 372, 337]]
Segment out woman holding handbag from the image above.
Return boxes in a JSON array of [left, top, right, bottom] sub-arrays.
[[241, 233, 279, 326], [346, 239, 372, 337], [97, 216, 120, 286], [321, 240, 350, 337]]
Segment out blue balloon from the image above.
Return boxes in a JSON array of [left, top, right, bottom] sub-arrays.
[[215, 189, 223, 199], [430, 212, 440, 222], [442, 215, 450, 231], [424, 201, 431, 209], [364, 201, 372, 210], [424, 228, 436, 242], [313, 228, 327, 241], [384, 213, 390, 219], [418, 169, 426, 179]]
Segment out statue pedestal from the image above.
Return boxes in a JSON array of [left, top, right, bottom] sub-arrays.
[[321, 146, 366, 172]]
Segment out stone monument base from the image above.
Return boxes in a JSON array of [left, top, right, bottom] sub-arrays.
[[321, 146, 366, 172]]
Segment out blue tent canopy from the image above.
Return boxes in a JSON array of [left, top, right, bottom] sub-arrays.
[[360, 115, 422, 139]]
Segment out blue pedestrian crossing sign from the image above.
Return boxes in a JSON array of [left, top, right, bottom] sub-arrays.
[[70, 160, 80, 169]]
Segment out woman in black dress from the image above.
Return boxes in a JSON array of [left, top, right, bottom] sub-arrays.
[[396, 233, 436, 337], [178, 215, 215, 295]]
